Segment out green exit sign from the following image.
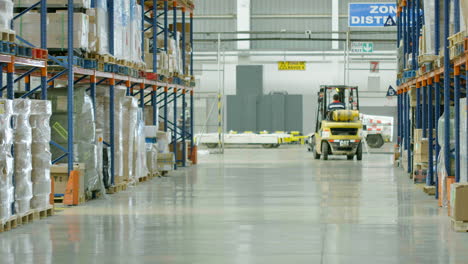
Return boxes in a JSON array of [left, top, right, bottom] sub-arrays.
[[351, 42, 374, 53]]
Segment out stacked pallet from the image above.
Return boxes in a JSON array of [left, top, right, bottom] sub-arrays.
[[413, 129, 429, 183]]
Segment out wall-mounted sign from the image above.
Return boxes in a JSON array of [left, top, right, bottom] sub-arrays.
[[351, 42, 374, 53], [370, 61, 380, 73], [349, 3, 397, 27], [278, 61, 306, 71]]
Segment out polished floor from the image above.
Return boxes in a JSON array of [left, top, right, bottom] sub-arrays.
[[1, 146, 468, 264]]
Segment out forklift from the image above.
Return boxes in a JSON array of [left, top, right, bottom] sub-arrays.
[[307, 85, 363, 160]]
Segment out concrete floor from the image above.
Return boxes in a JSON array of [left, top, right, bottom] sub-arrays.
[[1, 147, 468, 264]]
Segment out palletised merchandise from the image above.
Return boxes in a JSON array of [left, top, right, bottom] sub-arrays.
[[130, 1, 143, 63], [14, 0, 90, 8], [460, 98, 467, 183], [15, 12, 89, 51], [122, 96, 139, 183], [146, 143, 158, 176], [96, 85, 127, 183], [133, 109, 148, 179], [86, 0, 109, 55], [29, 100, 52, 210], [0, 100, 15, 224], [0, 0, 13, 33], [49, 87, 104, 197], [144, 105, 159, 127], [13, 99, 33, 215]]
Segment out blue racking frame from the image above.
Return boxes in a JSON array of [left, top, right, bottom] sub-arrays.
[[8, 0, 195, 187], [397, 0, 466, 199]]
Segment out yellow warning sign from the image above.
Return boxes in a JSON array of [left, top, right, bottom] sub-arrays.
[[278, 61, 306, 71], [52, 122, 68, 141]]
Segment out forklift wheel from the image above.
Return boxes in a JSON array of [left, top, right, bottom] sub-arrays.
[[356, 143, 363, 160], [347, 155, 354, 160], [321, 141, 329, 160]]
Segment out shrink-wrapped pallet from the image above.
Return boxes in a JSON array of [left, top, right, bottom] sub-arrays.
[[146, 143, 158, 176], [0, 100, 14, 223], [96, 86, 127, 183], [48, 87, 105, 197], [29, 100, 52, 210], [15, 12, 89, 51], [0, 0, 13, 33], [122, 96, 138, 183], [130, 2, 143, 63], [13, 99, 32, 215], [460, 98, 468, 183], [87, 0, 109, 55], [134, 109, 148, 179]]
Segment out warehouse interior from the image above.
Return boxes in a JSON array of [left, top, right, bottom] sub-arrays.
[[1, 0, 468, 263]]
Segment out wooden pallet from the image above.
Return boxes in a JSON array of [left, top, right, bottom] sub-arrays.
[[106, 182, 128, 194], [54, 195, 85, 205], [0, 216, 18, 233], [138, 176, 149, 183], [423, 185, 436, 196], [451, 219, 468, 232], [34, 206, 55, 219], [418, 54, 438, 64], [18, 210, 35, 225]]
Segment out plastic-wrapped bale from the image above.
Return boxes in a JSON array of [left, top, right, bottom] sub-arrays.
[[95, 129, 106, 195], [29, 100, 52, 210], [15, 12, 89, 51], [48, 87, 103, 197], [0, 0, 13, 33], [130, 2, 143, 63], [146, 143, 158, 176], [96, 85, 126, 183], [13, 99, 33, 215], [133, 109, 148, 179], [0, 100, 15, 224], [122, 97, 138, 183], [87, 0, 109, 55]]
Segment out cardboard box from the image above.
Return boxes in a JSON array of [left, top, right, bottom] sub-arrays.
[[413, 153, 429, 163], [414, 129, 423, 143], [169, 142, 188, 163], [451, 183, 468, 221], [414, 139, 429, 154]]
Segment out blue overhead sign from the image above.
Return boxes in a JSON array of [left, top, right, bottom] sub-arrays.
[[349, 3, 397, 27]]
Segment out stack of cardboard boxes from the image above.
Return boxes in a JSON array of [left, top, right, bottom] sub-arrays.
[[413, 129, 429, 183]]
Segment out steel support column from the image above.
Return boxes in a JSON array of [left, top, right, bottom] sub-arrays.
[[173, 87, 178, 169], [182, 89, 186, 167], [443, 0, 451, 177]]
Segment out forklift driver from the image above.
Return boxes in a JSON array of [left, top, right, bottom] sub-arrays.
[[328, 94, 346, 111]]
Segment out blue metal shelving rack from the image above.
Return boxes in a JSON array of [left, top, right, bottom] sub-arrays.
[[8, 0, 195, 188], [397, 0, 465, 199]]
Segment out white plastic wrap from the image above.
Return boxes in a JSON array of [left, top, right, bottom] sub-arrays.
[[156, 131, 171, 153], [146, 143, 158, 175], [122, 97, 138, 183], [29, 100, 52, 210], [96, 85, 127, 181], [130, 2, 143, 63], [0, 99, 14, 223], [15, 12, 89, 51], [134, 109, 148, 179], [0, 0, 13, 32], [13, 99, 32, 215]]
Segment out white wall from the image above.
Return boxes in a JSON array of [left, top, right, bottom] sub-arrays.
[[194, 52, 397, 134]]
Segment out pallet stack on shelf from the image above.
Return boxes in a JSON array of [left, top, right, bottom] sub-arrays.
[[396, 0, 468, 231], [0, 0, 195, 233]]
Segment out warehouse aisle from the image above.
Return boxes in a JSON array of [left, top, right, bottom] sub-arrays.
[[1, 147, 468, 264]]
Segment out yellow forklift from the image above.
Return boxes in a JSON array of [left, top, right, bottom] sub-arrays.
[[307, 85, 363, 160]]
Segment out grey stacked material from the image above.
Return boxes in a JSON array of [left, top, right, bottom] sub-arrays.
[[48, 87, 104, 197], [0, 100, 15, 224], [122, 96, 139, 183], [29, 100, 52, 210], [87, 0, 109, 55], [14, 0, 90, 8], [134, 109, 148, 179], [146, 144, 158, 176], [13, 99, 33, 215], [0, 0, 13, 33], [96, 85, 126, 184], [15, 12, 90, 51]]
